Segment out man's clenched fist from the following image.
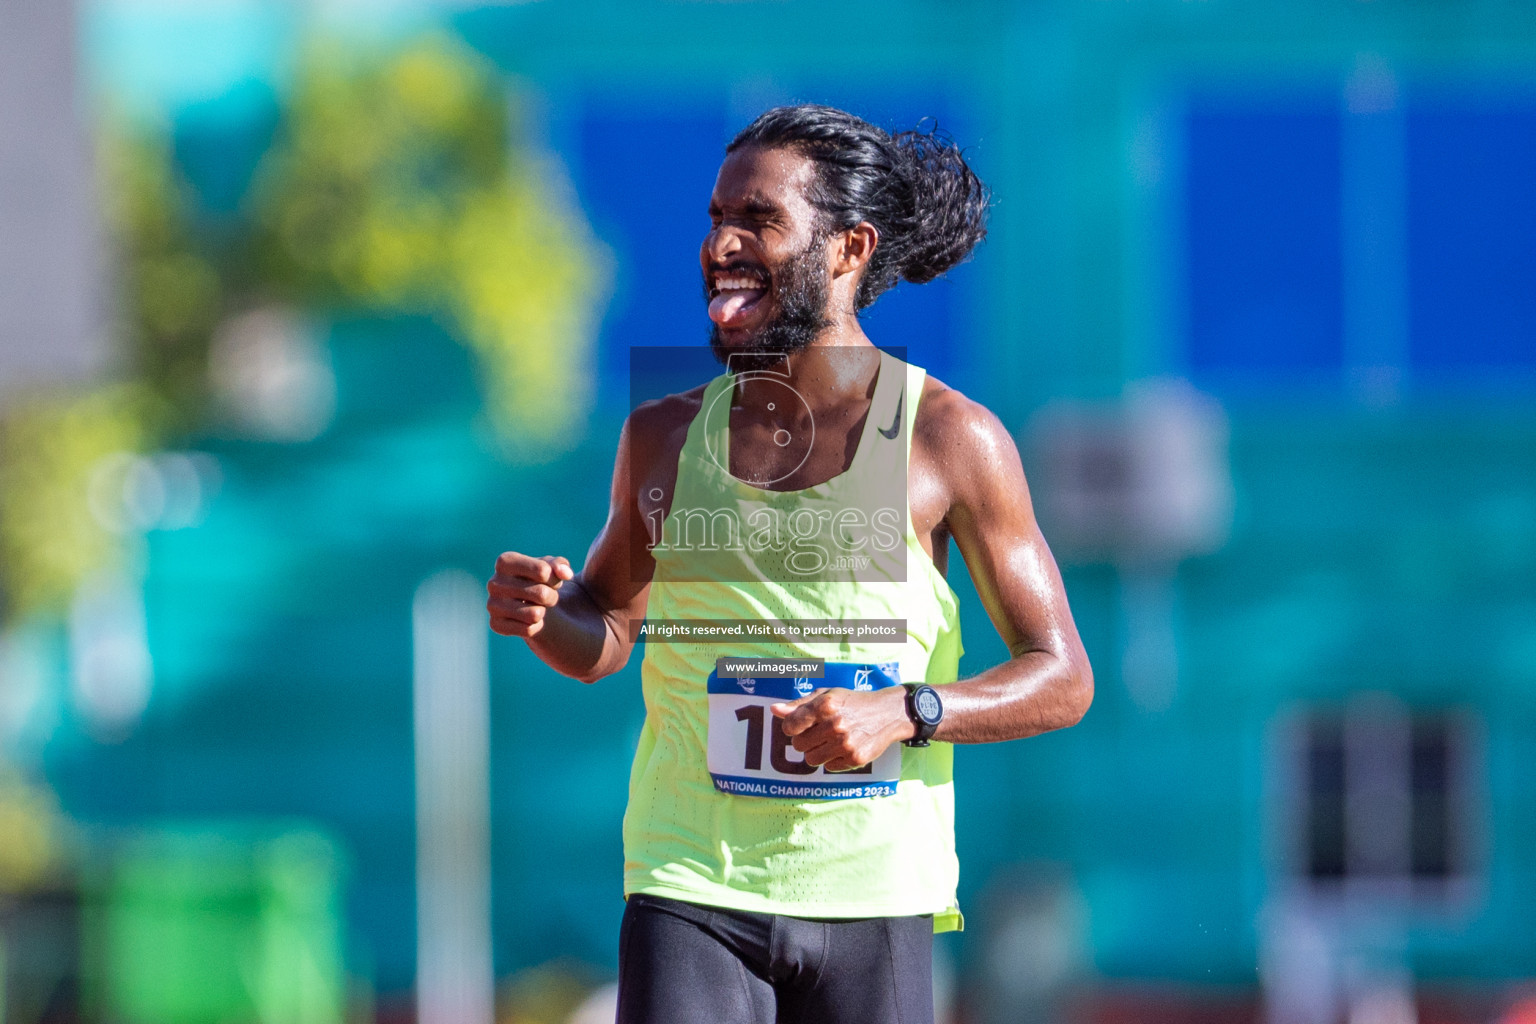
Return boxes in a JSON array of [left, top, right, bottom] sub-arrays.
[[487, 552, 574, 638], [770, 686, 914, 773]]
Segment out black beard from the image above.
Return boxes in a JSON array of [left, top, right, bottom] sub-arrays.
[[707, 235, 832, 373]]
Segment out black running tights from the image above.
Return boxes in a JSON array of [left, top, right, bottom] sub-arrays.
[[617, 894, 934, 1024]]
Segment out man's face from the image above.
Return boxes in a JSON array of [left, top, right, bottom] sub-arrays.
[[701, 146, 833, 366]]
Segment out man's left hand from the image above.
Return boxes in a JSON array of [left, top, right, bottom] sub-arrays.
[[770, 688, 915, 773]]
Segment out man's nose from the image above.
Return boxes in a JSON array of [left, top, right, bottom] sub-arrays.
[[704, 224, 745, 264]]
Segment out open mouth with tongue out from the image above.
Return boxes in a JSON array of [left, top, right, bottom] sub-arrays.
[[707, 265, 771, 331]]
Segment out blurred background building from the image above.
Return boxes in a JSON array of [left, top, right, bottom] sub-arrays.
[[1, 1, 1534, 1023]]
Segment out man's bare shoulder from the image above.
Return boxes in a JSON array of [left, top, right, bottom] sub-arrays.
[[622, 382, 709, 472], [912, 375, 1034, 534], [913, 375, 1017, 467]]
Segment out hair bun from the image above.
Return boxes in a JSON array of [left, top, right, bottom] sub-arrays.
[[889, 126, 990, 285]]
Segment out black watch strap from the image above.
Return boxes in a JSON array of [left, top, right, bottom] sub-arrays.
[[902, 684, 943, 747]]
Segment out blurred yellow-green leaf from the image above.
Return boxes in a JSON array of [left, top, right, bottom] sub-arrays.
[[0, 768, 66, 892], [0, 387, 154, 618]]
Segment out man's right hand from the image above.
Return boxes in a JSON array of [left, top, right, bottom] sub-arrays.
[[487, 552, 575, 638]]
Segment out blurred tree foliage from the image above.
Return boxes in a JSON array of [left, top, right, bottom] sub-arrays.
[[0, 33, 602, 623], [0, 765, 69, 892], [102, 131, 223, 434], [0, 131, 194, 621], [250, 35, 603, 448], [0, 387, 153, 618]]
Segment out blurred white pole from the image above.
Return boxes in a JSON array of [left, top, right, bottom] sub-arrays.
[[413, 570, 494, 1024]]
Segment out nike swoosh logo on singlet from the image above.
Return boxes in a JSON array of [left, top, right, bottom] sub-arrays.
[[877, 393, 903, 439]]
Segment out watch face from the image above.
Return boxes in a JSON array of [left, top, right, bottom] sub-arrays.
[[915, 688, 942, 725]]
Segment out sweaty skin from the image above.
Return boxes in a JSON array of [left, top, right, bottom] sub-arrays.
[[488, 145, 1092, 772]]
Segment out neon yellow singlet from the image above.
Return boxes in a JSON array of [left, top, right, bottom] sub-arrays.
[[623, 350, 965, 931]]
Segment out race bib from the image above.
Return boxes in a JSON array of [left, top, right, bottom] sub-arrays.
[[706, 662, 903, 800]]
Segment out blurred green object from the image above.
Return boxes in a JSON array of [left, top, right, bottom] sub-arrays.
[[86, 827, 346, 1024]]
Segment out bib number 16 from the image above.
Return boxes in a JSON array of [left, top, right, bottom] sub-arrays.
[[705, 665, 904, 800]]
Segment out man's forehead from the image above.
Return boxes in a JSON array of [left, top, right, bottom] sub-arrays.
[[710, 146, 817, 208]]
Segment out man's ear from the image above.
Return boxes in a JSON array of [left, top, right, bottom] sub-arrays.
[[833, 222, 878, 277]]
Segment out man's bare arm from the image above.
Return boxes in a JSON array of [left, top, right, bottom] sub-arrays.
[[487, 411, 658, 683], [922, 390, 1093, 743]]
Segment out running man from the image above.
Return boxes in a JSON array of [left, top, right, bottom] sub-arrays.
[[487, 104, 1092, 1024]]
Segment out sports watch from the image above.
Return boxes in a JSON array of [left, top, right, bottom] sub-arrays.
[[902, 684, 944, 747]]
